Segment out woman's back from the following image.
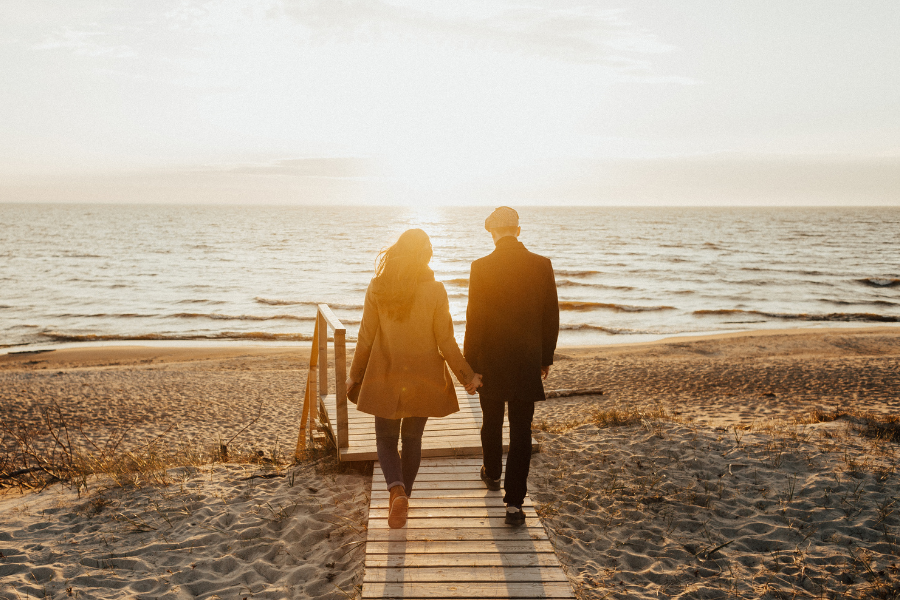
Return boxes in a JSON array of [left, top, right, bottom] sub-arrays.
[[350, 273, 473, 419]]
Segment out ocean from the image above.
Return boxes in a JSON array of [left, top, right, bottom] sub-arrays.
[[1, 204, 898, 351]]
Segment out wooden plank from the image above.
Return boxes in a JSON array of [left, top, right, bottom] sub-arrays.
[[364, 540, 557, 555], [317, 303, 346, 332], [362, 566, 570, 584], [346, 426, 490, 440], [383, 457, 488, 467], [369, 507, 538, 520], [364, 553, 563, 568], [361, 581, 574, 599], [371, 489, 506, 500], [374, 465, 494, 474], [373, 480, 506, 491], [370, 498, 534, 510], [366, 528, 547, 542], [372, 471, 493, 481], [368, 517, 542, 529], [350, 436, 513, 451], [340, 444, 521, 462], [347, 418, 484, 430]]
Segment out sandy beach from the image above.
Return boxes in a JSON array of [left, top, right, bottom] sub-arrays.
[[2, 327, 899, 599]]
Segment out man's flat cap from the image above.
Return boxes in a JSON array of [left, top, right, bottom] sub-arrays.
[[484, 206, 519, 231]]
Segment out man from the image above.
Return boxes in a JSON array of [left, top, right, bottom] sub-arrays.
[[464, 206, 559, 525]]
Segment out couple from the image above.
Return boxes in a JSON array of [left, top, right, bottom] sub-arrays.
[[346, 206, 559, 529]]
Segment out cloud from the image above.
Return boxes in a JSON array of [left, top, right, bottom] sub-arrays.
[[33, 27, 135, 58], [280, 0, 681, 70], [220, 157, 376, 178]]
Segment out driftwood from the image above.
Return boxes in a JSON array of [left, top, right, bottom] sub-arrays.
[[545, 387, 604, 399]]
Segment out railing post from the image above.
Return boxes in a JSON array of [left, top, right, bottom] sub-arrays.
[[295, 316, 319, 459], [317, 309, 328, 399], [334, 328, 349, 449]]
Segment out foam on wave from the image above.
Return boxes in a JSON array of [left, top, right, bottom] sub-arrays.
[[40, 331, 315, 342], [559, 301, 675, 312], [857, 278, 900, 288], [694, 309, 899, 322]]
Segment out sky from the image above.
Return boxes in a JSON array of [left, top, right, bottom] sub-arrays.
[[1, 1, 898, 206]]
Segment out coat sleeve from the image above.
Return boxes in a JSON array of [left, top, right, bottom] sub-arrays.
[[349, 281, 379, 382], [434, 283, 475, 385], [542, 260, 560, 367], [463, 262, 484, 372]]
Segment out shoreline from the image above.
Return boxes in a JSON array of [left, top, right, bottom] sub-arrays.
[[2, 324, 898, 365]]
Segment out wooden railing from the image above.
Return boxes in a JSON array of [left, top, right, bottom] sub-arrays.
[[295, 304, 349, 459]]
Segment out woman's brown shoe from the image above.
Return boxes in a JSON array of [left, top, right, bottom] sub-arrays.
[[388, 485, 408, 529]]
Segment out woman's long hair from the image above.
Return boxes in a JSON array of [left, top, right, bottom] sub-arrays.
[[372, 228, 433, 320]]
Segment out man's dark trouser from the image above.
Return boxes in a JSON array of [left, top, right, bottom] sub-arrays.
[[480, 393, 535, 507]]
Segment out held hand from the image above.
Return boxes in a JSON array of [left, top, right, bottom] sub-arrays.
[[465, 373, 483, 395], [541, 365, 550, 380], [346, 377, 357, 391]]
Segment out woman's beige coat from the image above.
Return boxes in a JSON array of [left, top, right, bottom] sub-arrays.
[[349, 273, 475, 419]]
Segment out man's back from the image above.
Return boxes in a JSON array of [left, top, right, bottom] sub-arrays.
[[464, 236, 559, 401]]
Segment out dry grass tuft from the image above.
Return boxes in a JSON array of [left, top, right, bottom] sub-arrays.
[[590, 404, 676, 429], [802, 408, 900, 444], [535, 404, 679, 434], [1, 400, 322, 494]]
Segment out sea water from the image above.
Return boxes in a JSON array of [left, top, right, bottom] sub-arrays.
[[1, 204, 898, 350]]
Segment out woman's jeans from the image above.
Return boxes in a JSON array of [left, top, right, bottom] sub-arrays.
[[374, 416, 428, 496]]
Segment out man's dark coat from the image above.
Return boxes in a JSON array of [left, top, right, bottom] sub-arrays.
[[464, 237, 559, 403]]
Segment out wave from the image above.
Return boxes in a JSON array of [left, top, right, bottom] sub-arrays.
[[555, 270, 601, 277], [440, 278, 469, 286], [693, 309, 899, 323], [254, 297, 364, 310], [857, 278, 900, 288], [254, 297, 304, 306], [820, 299, 900, 307], [171, 312, 314, 322], [40, 331, 315, 343], [177, 299, 227, 305], [559, 301, 675, 312], [559, 324, 646, 335], [55, 312, 158, 319], [556, 280, 634, 290]]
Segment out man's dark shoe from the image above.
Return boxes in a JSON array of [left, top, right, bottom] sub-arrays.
[[480, 466, 501, 491], [505, 505, 526, 526]]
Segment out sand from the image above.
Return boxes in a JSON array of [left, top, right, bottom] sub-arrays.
[[2, 327, 899, 599]]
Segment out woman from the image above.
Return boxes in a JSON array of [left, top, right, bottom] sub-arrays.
[[346, 229, 482, 529]]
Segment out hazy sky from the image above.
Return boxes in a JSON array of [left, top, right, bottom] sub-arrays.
[[2, 1, 898, 205]]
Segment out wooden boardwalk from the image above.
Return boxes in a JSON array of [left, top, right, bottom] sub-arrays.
[[365, 457, 574, 599], [317, 387, 574, 599]]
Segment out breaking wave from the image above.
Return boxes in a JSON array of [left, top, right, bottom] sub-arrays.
[[820, 299, 900, 307], [254, 297, 363, 310], [693, 309, 899, 323], [559, 324, 646, 335], [857, 278, 900, 288], [254, 297, 303, 306], [171, 312, 314, 322], [556, 280, 634, 290], [559, 302, 675, 312], [555, 270, 601, 277], [40, 331, 315, 342]]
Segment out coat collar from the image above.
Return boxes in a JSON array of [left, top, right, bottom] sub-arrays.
[[493, 236, 526, 252]]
